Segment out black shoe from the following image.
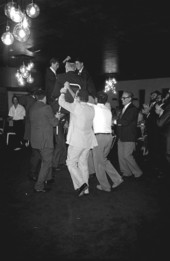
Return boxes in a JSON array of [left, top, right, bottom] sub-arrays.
[[78, 183, 88, 197], [34, 187, 51, 193], [28, 176, 37, 181], [45, 179, 55, 185]]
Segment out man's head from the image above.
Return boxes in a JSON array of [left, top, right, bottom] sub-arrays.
[[75, 57, 84, 71], [96, 91, 108, 104], [150, 90, 161, 102], [12, 95, 19, 105], [34, 89, 46, 103], [77, 89, 89, 102], [50, 58, 60, 72], [121, 91, 133, 106], [65, 61, 76, 73]]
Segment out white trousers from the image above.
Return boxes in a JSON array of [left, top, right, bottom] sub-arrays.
[[66, 145, 90, 190]]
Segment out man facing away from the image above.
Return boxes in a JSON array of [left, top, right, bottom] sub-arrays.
[[29, 90, 60, 192], [90, 91, 123, 192], [58, 82, 98, 196], [117, 91, 143, 179]]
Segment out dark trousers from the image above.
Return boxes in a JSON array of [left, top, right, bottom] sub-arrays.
[[52, 124, 67, 168], [13, 120, 25, 146]]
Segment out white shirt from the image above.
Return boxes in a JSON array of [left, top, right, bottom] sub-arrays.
[[50, 67, 56, 75], [122, 102, 131, 114], [8, 104, 26, 120], [89, 103, 112, 134]]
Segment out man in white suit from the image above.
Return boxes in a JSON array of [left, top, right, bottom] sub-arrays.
[[58, 82, 98, 196]]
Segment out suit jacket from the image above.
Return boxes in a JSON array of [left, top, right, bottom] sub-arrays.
[[51, 71, 86, 114], [45, 67, 56, 103], [58, 94, 97, 149], [78, 67, 96, 97], [29, 101, 59, 149], [157, 102, 170, 154], [117, 103, 139, 142], [19, 94, 36, 140]]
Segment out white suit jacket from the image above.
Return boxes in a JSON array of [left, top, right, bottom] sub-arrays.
[[59, 94, 98, 149]]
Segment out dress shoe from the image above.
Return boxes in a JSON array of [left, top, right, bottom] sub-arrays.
[[34, 187, 51, 193], [112, 179, 124, 188], [78, 183, 88, 197], [45, 179, 55, 185], [84, 188, 89, 195], [96, 184, 111, 192]]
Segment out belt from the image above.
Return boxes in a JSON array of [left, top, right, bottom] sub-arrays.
[[95, 133, 112, 135]]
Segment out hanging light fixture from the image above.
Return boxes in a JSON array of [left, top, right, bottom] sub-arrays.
[[16, 61, 34, 86], [1, 24, 14, 45], [22, 13, 31, 29], [13, 22, 30, 42], [1, 1, 40, 46], [4, 1, 17, 18], [104, 78, 117, 94], [10, 5, 23, 23], [26, 1, 40, 18]]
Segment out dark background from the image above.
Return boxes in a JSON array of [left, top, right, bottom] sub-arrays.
[[0, 0, 170, 84]]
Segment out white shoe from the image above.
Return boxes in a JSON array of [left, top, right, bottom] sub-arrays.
[[112, 179, 124, 189], [84, 188, 89, 194], [14, 147, 21, 151], [96, 185, 111, 192]]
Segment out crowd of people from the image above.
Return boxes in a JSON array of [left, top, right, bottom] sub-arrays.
[[7, 56, 170, 195]]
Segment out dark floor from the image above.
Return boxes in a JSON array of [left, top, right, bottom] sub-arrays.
[[0, 138, 170, 261]]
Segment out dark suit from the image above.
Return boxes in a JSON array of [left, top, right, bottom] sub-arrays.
[[117, 103, 142, 177], [145, 102, 160, 169], [157, 102, 170, 172], [51, 71, 85, 114], [78, 67, 96, 97], [19, 94, 36, 141], [29, 101, 59, 190], [45, 67, 56, 104]]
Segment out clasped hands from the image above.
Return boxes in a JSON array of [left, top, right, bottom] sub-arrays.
[[60, 81, 70, 94]]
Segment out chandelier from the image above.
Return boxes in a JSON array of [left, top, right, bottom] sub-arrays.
[[16, 61, 34, 86], [104, 78, 117, 94], [1, 0, 40, 46]]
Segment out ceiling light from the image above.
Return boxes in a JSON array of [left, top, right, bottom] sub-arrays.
[[13, 23, 30, 42], [1, 25, 14, 45], [104, 78, 117, 94], [4, 1, 17, 18], [26, 2, 40, 18]]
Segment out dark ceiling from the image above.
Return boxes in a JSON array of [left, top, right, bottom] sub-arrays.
[[0, 0, 170, 81]]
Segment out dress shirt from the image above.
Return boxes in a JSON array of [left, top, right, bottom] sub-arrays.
[[8, 104, 26, 120], [78, 66, 84, 75], [90, 103, 112, 134], [122, 102, 131, 115], [50, 67, 56, 76]]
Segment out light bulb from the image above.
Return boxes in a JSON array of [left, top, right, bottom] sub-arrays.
[[26, 3, 40, 18], [13, 23, 30, 42], [1, 26, 14, 45]]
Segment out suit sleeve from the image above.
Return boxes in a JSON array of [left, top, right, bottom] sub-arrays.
[[46, 105, 59, 127], [157, 106, 170, 128]]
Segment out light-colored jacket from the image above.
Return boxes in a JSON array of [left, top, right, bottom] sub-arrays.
[[59, 94, 98, 149]]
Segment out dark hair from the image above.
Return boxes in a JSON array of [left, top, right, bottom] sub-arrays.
[[34, 89, 46, 100], [75, 56, 84, 63], [151, 90, 161, 96], [50, 57, 60, 65], [77, 89, 89, 102], [12, 95, 19, 103], [97, 91, 108, 104]]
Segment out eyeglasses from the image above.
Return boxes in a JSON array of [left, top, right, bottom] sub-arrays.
[[121, 96, 130, 100]]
